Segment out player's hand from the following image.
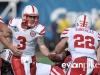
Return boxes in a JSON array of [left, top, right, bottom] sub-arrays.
[[48, 52, 66, 62], [10, 46, 22, 57], [48, 52, 55, 60], [48, 52, 60, 62]]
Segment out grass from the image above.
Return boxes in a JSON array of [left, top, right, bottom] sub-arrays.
[[36, 56, 54, 65]]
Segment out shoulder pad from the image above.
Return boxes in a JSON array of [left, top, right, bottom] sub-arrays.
[[35, 24, 46, 35], [8, 17, 21, 27]]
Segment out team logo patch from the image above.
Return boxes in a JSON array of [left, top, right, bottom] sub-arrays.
[[30, 30, 36, 37], [11, 26, 19, 32]]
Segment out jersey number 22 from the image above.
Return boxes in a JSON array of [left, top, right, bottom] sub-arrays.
[[74, 34, 95, 50]]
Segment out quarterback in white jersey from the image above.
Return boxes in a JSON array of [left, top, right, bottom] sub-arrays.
[[53, 15, 100, 75], [0, 5, 52, 75]]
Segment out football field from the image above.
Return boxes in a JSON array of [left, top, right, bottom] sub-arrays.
[[36, 56, 54, 65]]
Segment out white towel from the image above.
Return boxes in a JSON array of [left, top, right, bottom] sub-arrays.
[[21, 56, 32, 75]]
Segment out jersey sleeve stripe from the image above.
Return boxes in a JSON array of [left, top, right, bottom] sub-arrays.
[[62, 29, 69, 34], [98, 33, 100, 39], [39, 28, 46, 35]]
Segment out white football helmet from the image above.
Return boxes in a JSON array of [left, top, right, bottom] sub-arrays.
[[75, 15, 92, 28], [22, 5, 39, 27]]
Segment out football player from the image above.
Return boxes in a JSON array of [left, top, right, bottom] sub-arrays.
[[0, 5, 51, 75], [0, 14, 65, 75], [52, 15, 100, 75]]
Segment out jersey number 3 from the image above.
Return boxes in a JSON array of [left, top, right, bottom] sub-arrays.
[[17, 36, 26, 50], [74, 34, 95, 50]]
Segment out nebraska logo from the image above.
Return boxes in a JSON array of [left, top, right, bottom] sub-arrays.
[[30, 31, 36, 37]]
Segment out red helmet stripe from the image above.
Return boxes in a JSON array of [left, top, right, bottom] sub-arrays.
[[31, 6, 34, 12], [83, 15, 86, 27]]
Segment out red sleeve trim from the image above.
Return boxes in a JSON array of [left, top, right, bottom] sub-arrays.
[[62, 29, 69, 34], [98, 33, 100, 38], [39, 28, 46, 35]]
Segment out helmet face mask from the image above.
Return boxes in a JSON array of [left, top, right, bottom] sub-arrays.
[[22, 5, 39, 27], [26, 15, 39, 27], [75, 15, 92, 28]]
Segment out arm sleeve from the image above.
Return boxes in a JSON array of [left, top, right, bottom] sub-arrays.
[[60, 28, 70, 38], [98, 33, 100, 41]]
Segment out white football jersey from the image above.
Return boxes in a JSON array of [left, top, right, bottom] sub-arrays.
[[8, 18, 46, 56], [61, 27, 100, 60]]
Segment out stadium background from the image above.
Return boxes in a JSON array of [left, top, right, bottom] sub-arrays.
[[0, 0, 100, 64]]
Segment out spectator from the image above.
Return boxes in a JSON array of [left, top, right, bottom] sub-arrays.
[[51, 19, 60, 48], [58, 14, 72, 34], [94, 14, 100, 33], [45, 26, 54, 50]]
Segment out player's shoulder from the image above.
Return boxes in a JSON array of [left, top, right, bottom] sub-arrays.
[[98, 32, 100, 40], [36, 24, 45, 29], [93, 30, 98, 33], [94, 30, 100, 38], [8, 17, 22, 26], [9, 17, 21, 22], [34, 24, 46, 34], [61, 27, 74, 34], [63, 27, 74, 31], [89, 29, 98, 35]]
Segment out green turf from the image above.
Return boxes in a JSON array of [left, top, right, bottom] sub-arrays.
[[36, 56, 54, 65]]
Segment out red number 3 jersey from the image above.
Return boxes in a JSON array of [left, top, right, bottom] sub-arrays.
[[61, 27, 100, 61], [8, 18, 46, 56]]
